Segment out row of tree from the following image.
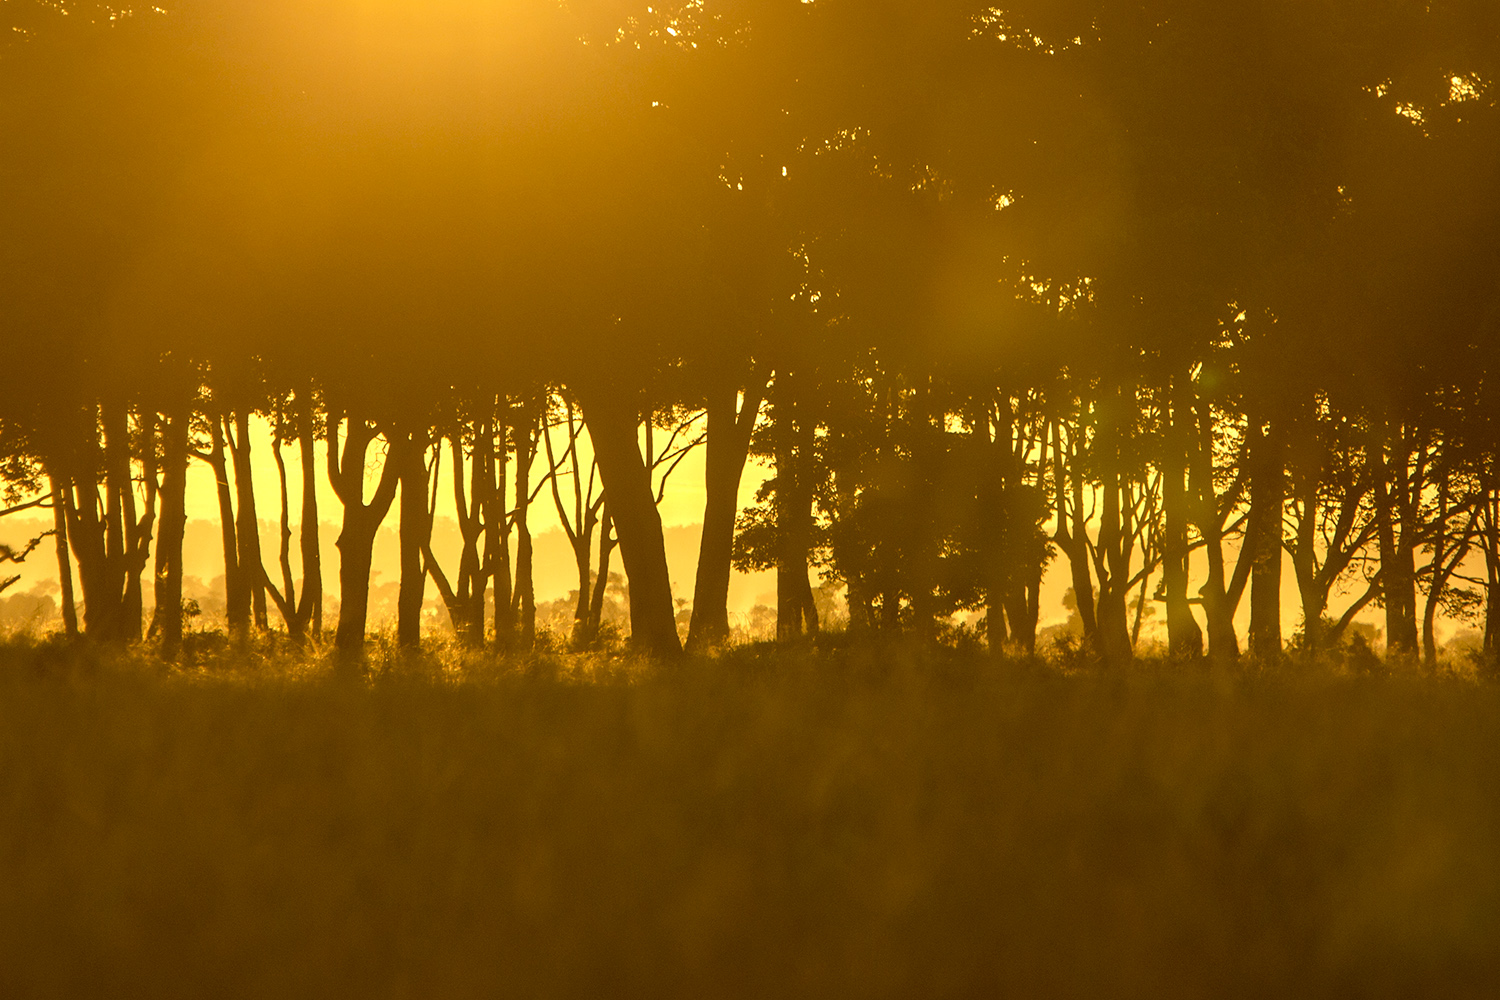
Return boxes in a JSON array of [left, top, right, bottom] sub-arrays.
[[3, 0, 1498, 667]]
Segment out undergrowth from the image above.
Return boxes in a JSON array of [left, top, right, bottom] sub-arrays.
[[1, 637, 1497, 998]]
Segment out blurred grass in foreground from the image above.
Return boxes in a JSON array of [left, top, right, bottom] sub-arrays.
[[2, 638, 1498, 999]]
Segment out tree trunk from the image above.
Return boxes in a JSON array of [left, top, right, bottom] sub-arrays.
[[65, 446, 112, 641], [542, 400, 603, 651], [267, 434, 300, 637], [397, 430, 431, 650], [48, 468, 79, 639], [488, 414, 514, 650], [1191, 401, 1241, 666], [154, 407, 189, 658], [207, 413, 248, 642], [425, 425, 490, 648], [328, 407, 403, 665], [586, 504, 616, 641], [258, 392, 324, 642], [1372, 424, 1418, 657], [686, 371, 765, 653], [1247, 417, 1284, 660], [229, 412, 268, 631], [1095, 469, 1134, 667], [1163, 387, 1204, 659], [335, 526, 376, 658], [121, 409, 157, 643], [298, 390, 324, 639], [1049, 415, 1100, 656], [1422, 486, 1477, 668], [1288, 448, 1324, 658], [1483, 486, 1500, 659], [512, 409, 537, 649], [100, 399, 136, 642], [983, 400, 1012, 654], [577, 390, 682, 659], [774, 375, 804, 642]]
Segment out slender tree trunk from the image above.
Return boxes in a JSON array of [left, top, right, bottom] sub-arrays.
[[774, 375, 804, 642], [1164, 386, 1203, 659], [1483, 486, 1500, 658], [154, 407, 189, 658], [1248, 417, 1284, 660], [65, 439, 112, 641], [268, 434, 300, 637], [461, 427, 489, 643], [425, 426, 488, 647], [1288, 453, 1324, 657], [512, 410, 536, 649], [121, 410, 149, 643], [907, 382, 943, 644], [983, 438, 1010, 653], [48, 469, 79, 639], [100, 399, 135, 642], [847, 570, 874, 636], [229, 412, 268, 631], [1050, 415, 1100, 653], [129, 411, 159, 644], [1191, 402, 1240, 666], [587, 504, 615, 641], [984, 398, 1013, 653], [1130, 570, 1151, 649], [1095, 470, 1134, 667], [488, 415, 514, 650], [542, 401, 601, 650], [1422, 487, 1477, 668], [207, 413, 247, 642], [397, 430, 431, 650], [998, 396, 1040, 655], [1373, 424, 1418, 657], [298, 392, 323, 638]]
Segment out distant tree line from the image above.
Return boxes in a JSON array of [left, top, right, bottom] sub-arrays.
[[3, 0, 1499, 668]]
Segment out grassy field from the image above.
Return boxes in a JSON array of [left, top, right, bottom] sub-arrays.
[[1, 638, 1498, 999]]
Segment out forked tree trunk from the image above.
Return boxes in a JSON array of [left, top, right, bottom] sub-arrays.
[[1190, 396, 1244, 666], [264, 391, 323, 644], [425, 424, 489, 648], [327, 407, 403, 665]]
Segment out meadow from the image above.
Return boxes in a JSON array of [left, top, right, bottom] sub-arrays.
[[2, 638, 1498, 999]]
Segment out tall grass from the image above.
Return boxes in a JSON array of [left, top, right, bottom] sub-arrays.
[[1, 638, 1498, 998]]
